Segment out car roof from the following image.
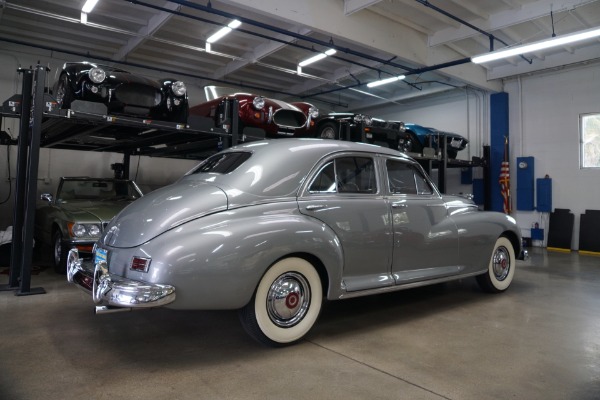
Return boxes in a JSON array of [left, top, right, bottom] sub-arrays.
[[224, 138, 408, 159], [184, 139, 416, 205]]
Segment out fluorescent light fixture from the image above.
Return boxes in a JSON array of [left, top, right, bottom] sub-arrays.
[[206, 19, 242, 44], [367, 75, 406, 88], [298, 49, 337, 67], [80, 12, 88, 24], [472, 26, 600, 64], [82, 0, 99, 13]]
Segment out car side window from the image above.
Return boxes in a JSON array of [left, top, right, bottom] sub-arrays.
[[386, 159, 433, 195], [308, 156, 377, 194]]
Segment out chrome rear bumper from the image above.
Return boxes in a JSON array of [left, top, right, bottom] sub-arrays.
[[66, 248, 176, 310]]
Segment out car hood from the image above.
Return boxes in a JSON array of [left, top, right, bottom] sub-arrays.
[[108, 71, 161, 89], [59, 202, 132, 222], [100, 181, 227, 248]]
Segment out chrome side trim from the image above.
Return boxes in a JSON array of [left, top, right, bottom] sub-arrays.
[[67, 248, 176, 309], [338, 270, 486, 300]]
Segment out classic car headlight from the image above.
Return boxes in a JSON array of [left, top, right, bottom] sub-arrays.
[[309, 106, 319, 119], [71, 223, 101, 238], [398, 121, 406, 132], [72, 224, 87, 237], [354, 114, 372, 126], [89, 67, 106, 84], [253, 96, 265, 110], [88, 224, 101, 236], [172, 81, 186, 97]]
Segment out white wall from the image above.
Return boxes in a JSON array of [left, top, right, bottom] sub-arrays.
[[505, 62, 600, 250]]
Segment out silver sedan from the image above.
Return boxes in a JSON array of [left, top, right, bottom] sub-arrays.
[[68, 138, 525, 346]]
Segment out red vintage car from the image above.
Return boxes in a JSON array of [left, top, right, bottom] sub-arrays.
[[189, 86, 318, 139]]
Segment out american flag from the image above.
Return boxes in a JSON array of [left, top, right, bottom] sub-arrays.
[[499, 137, 511, 214]]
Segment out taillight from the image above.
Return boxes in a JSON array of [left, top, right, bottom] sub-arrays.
[[131, 256, 151, 272]]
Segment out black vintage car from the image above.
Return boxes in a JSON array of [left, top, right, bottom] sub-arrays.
[[310, 113, 406, 149], [53, 62, 188, 123]]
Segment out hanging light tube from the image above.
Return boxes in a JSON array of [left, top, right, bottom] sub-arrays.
[[367, 75, 406, 88], [472, 26, 600, 64], [82, 0, 100, 13], [298, 49, 337, 67], [206, 19, 242, 44]]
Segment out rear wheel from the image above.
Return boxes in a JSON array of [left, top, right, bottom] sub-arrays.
[[53, 230, 67, 274], [476, 236, 515, 293], [239, 257, 323, 347]]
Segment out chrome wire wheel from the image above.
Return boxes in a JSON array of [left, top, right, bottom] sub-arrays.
[[266, 272, 311, 328], [317, 122, 338, 139]]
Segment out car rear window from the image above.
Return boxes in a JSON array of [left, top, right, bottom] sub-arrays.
[[190, 152, 251, 174]]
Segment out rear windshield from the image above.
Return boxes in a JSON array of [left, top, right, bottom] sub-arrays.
[[190, 151, 251, 174]]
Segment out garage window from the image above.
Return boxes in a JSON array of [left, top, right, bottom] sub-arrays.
[[580, 113, 600, 168]]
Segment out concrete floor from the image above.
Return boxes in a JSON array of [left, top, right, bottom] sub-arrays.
[[1, 248, 599, 400]]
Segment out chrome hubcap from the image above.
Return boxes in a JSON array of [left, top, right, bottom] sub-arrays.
[[492, 246, 510, 281], [266, 272, 311, 328]]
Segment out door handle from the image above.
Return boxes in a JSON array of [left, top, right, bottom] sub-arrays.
[[392, 202, 407, 209], [305, 204, 325, 211]]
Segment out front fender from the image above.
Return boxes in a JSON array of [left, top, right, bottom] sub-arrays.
[[110, 204, 344, 310]]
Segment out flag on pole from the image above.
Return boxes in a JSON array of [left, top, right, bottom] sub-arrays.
[[499, 136, 511, 214]]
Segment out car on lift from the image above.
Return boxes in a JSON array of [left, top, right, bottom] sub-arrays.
[[188, 86, 319, 140], [399, 123, 469, 159], [36, 177, 143, 274], [309, 113, 406, 149], [67, 138, 525, 347], [53, 61, 189, 123]]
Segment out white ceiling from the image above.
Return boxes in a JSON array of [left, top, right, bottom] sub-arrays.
[[0, 0, 599, 112]]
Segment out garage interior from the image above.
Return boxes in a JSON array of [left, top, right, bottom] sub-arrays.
[[1, 1, 600, 399]]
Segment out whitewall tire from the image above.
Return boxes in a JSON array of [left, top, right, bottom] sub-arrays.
[[476, 236, 515, 293], [239, 257, 323, 346]]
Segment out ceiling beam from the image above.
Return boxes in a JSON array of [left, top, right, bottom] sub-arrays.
[[213, 27, 312, 79], [344, 0, 382, 16], [112, 1, 179, 61], [486, 44, 600, 79], [430, 0, 598, 47], [219, 0, 501, 91]]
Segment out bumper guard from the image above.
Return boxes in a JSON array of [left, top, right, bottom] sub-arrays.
[[66, 248, 176, 310]]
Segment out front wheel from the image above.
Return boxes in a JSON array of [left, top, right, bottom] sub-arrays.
[[239, 257, 323, 347], [316, 121, 338, 139], [55, 74, 73, 109], [476, 236, 515, 293], [53, 230, 68, 274]]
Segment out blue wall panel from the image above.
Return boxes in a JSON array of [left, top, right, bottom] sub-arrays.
[[490, 92, 509, 212], [537, 178, 552, 212]]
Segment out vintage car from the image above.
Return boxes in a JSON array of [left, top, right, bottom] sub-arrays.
[[310, 113, 406, 149], [188, 86, 318, 140], [36, 177, 143, 274], [53, 62, 189, 123], [67, 139, 525, 346], [400, 123, 469, 159]]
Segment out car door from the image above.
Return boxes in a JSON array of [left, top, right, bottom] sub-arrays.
[[298, 153, 394, 292], [384, 157, 460, 284]]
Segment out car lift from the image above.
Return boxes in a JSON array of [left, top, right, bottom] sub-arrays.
[[0, 64, 242, 296]]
